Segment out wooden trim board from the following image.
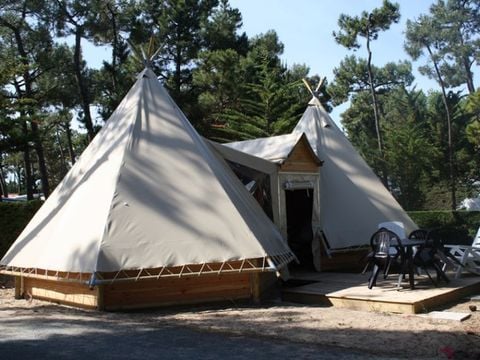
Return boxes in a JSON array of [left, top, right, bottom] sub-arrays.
[[102, 273, 253, 310], [22, 277, 98, 309], [12, 271, 274, 310]]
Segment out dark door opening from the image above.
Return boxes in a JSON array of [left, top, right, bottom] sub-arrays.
[[285, 189, 314, 269]]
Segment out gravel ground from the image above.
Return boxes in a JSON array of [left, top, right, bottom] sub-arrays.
[[1, 286, 479, 359]]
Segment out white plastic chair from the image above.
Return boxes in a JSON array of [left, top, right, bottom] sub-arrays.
[[445, 227, 480, 278], [378, 221, 406, 239]]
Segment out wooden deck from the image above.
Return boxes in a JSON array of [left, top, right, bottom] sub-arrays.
[[282, 271, 480, 314]]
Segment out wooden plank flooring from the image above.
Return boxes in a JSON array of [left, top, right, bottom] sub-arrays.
[[282, 271, 480, 314]]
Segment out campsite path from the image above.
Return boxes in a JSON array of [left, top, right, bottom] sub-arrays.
[[1, 287, 479, 359], [0, 302, 376, 360]]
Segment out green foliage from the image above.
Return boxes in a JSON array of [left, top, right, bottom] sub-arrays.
[[404, 3, 480, 210], [0, 201, 42, 257], [139, 0, 219, 95], [219, 58, 305, 140], [329, 55, 413, 105], [0, 0, 63, 198], [94, 42, 139, 120], [339, 91, 379, 162], [384, 124, 431, 209], [403, 1, 480, 208], [465, 90, 480, 150], [466, 119, 480, 149], [194, 30, 324, 142], [428, 0, 480, 93], [193, 48, 244, 137], [425, 91, 477, 192], [381, 88, 432, 209], [39, 114, 88, 188], [338, 76, 479, 212], [408, 210, 480, 245], [333, 0, 400, 49], [202, 0, 248, 54]]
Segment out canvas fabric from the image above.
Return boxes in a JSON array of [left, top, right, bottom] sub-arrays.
[[1, 68, 293, 273], [292, 99, 417, 249]]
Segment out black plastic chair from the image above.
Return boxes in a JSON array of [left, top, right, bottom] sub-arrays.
[[425, 229, 465, 267], [408, 229, 429, 241], [408, 229, 450, 286], [367, 228, 404, 289]]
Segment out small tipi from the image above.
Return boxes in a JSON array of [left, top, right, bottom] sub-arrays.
[[0, 67, 294, 310], [221, 94, 416, 258], [292, 96, 417, 248]]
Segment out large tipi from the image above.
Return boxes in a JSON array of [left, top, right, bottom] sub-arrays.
[[0, 68, 294, 310], [221, 95, 417, 258]]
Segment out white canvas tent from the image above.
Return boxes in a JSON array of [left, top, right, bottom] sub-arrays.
[[458, 196, 480, 211], [221, 96, 417, 253], [0, 68, 294, 309]]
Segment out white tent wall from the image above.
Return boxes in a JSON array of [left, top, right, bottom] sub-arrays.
[[292, 98, 417, 249]]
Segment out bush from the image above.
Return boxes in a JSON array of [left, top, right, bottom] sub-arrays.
[[408, 210, 480, 245], [0, 201, 42, 258]]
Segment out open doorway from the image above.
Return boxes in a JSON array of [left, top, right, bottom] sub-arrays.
[[285, 189, 314, 269]]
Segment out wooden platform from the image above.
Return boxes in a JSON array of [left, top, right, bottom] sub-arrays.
[[282, 271, 480, 314]]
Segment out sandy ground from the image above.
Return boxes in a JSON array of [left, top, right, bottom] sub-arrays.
[[1, 285, 479, 359]]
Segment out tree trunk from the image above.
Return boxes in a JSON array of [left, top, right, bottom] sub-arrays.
[[14, 164, 22, 194], [23, 122, 34, 201], [366, 31, 389, 188], [174, 26, 183, 96], [30, 120, 50, 198], [107, 3, 119, 94], [462, 55, 475, 94], [0, 162, 8, 198], [74, 27, 95, 141], [56, 126, 68, 176], [64, 122, 76, 165], [175, 46, 182, 95], [10, 22, 50, 199], [457, 31, 475, 95], [427, 45, 457, 210]]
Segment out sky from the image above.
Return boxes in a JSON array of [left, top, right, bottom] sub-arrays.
[[82, 0, 476, 128], [228, 1, 436, 81], [227, 0, 441, 125]]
